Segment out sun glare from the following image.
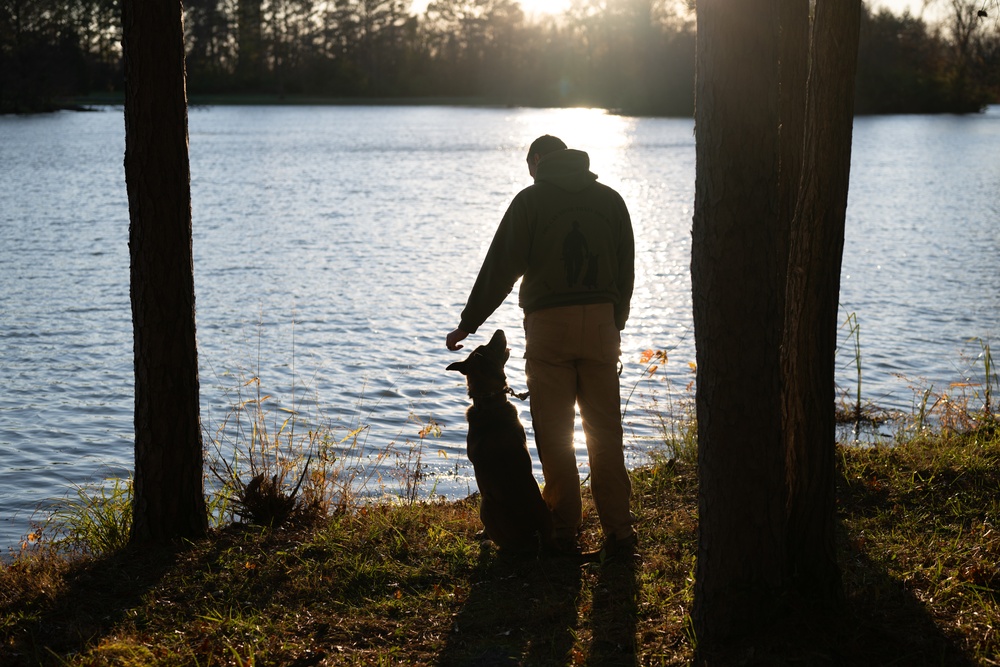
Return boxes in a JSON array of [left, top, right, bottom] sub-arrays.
[[514, 108, 630, 147], [410, 0, 572, 18], [511, 108, 636, 184], [517, 0, 572, 17]]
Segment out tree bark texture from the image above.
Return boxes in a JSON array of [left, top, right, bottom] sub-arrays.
[[776, 0, 810, 296], [691, 0, 787, 645], [123, 0, 208, 544], [781, 0, 861, 602]]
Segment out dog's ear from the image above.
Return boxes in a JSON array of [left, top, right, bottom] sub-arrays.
[[446, 360, 467, 374]]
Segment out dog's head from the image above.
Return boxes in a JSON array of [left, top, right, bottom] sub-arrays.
[[446, 329, 510, 397]]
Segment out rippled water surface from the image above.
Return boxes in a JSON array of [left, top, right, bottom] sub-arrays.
[[1, 105, 998, 550]]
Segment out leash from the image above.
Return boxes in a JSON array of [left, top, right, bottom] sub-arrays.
[[506, 386, 529, 401], [470, 385, 528, 404]]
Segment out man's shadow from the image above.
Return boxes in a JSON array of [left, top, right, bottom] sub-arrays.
[[438, 545, 583, 667], [588, 556, 639, 667]]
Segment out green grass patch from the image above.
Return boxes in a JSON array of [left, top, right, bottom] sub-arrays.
[[3, 425, 998, 665]]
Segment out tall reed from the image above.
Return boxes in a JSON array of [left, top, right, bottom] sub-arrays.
[[626, 348, 698, 464], [976, 337, 995, 418], [842, 311, 863, 423], [24, 368, 438, 558], [206, 372, 439, 527]]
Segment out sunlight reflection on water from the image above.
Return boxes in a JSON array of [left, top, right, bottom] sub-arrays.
[[0, 105, 997, 551]]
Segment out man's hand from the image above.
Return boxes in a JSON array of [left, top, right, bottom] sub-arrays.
[[446, 328, 469, 351]]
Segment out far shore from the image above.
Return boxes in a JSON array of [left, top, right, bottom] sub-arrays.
[[58, 92, 998, 118], [66, 92, 637, 113]]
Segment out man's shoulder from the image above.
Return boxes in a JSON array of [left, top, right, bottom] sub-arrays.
[[597, 180, 622, 193], [515, 180, 627, 213], [523, 180, 623, 197], [590, 181, 628, 206]]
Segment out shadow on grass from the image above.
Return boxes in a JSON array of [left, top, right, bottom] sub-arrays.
[[832, 465, 982, 667], [693, 465, 984, 666], [838, 550, 977, 666], [437, 547, 583, 667], [690, 551, 978, 667], [437, 544, 643, 667], [588, 556, 639, 667], [0, 544, 175, 666]]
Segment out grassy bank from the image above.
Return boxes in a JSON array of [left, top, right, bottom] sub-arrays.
[[2, 419, 998, 666]]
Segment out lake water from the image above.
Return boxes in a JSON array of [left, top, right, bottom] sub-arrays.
[[1, 105, 998, 552]]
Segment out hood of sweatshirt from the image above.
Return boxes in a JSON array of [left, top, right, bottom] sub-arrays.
[[534, 149, 598, 192]]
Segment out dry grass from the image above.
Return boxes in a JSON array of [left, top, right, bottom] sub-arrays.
[[3, 423, 999, 666]]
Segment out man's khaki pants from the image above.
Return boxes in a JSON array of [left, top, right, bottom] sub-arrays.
[[524, 303, 634, 543]]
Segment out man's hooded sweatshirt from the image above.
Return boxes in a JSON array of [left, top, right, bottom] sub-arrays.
[[458, 149, 635, 334]]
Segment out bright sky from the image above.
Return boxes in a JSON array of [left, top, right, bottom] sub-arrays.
[[868, 0, 951, 21], [410, 0, 948, 20], [875, 0, 918, 12], [517, 0, 572, 18], [409, 0, 572, 17], [874, 0, 925, 14]]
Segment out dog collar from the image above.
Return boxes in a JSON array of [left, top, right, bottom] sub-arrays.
[[471, 387, 509, 406], [471, 386, 529, 405]]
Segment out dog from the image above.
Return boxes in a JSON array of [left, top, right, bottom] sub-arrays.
[[447, 329, 553, 554]]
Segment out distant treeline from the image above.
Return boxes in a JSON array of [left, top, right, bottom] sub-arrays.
[[1, 0, 997, 114]]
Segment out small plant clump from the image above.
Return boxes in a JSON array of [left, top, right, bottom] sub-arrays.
[[25, 476, 133, 558]]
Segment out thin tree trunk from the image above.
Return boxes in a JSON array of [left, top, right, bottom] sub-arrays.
[[781, 0, 862, 601], [123, 0, 207, 544]]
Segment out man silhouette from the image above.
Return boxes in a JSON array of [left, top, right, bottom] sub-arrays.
[[446, 135, 636, 558]]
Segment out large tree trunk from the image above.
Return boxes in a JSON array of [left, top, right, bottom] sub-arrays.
[[693, 0, 862, 651], [691, 0, 787, 646], [122, 0, 207, 544], [781, 0, 861, 602]]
